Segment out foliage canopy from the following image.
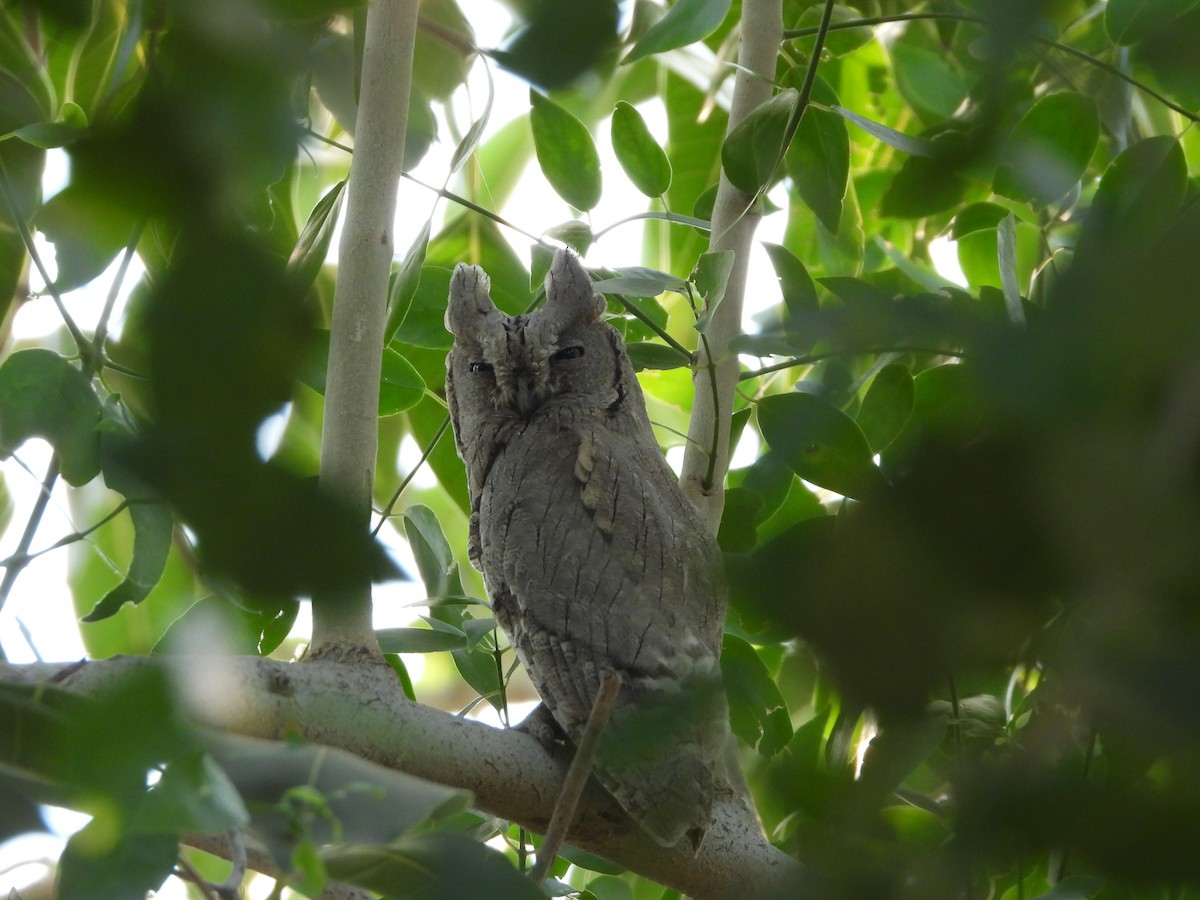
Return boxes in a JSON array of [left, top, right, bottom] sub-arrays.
[[1, 0, 1199, 898]]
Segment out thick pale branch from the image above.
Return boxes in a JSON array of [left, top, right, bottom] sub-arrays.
[[681, 0, 784, 527], [0, 658, 804, 900], [315, 0, 419, 655]]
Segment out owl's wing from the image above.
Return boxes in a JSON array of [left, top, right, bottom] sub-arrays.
[[479, 418, 727, 847]]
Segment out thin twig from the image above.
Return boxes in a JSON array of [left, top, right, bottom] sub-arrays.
[[0, 456, 61, 618], [0, 499, 132, 569], [530, 670, 623, 884], [372, 414, 450, 535]]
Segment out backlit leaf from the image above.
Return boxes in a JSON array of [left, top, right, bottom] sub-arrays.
[[994, 93, 1099, 205], [624, 0, 733, 64], [722, 88, 799, 194], [611, 101, 672, 197], [530, 90, 602, 211], [0, 349, 101, 486], [758, 392, 888, 500]]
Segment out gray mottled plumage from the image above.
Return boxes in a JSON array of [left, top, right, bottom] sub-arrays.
[[444, 248, 728, 848]]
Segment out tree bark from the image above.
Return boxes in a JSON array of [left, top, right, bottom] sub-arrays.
[[680, 0, 784, 529], [0, 657, 806, 900], [314, 0, 419, 657]]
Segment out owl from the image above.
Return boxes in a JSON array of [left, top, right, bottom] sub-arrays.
[[444, 247, 729, 849]]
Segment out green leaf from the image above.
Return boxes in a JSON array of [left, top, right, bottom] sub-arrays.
[[830, 105, 938, 157], [491, 0, 620, 90], [857, 363, 914, 454], [879, 134, 972, 218], [692, 249, 735, 332], [1106, 0, 1200, 43], [0, 349, 101, 485], [950, 202, 1011, 239], [624, 0, 733, 63], [763, 242, 818, 325], [891, 43, 969, 123], [403, 506, 505, 709], [379, 347, 427, 417], [1027, 875, 1108, 899], [286, 179, 344, 293], [135, 751, 249, 834], [994, 93, 1099, 205], [955, 216, 1042, 294], [625, 341, 691, 370], [1086, 135, 1187, 246], [530, 90, 602, 211], [34, 183, 140, 292], [717, 485, 763, 552], [722, 88, 798, 194], [786, 76, 848, 234], [722, 635, 793, 756], [611, 101, 671, 197], [592, 267, 687, 297], [8, 100, 87, 148], [299, 332, 425, 416], [82, 397, 175, 622], [402, 505, 460, 600], [757, 392, 887, 500], [385, 220, 431, 345], [58, 826, 178, 900], [793, 4, 873, 56], [204, 732, 471, 868], [377, 626, 468, 653], [325, 832, 545, 899]]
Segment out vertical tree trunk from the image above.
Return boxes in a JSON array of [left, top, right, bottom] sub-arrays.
[[312, 0, 420, 658], [680, 0, 784, 529]]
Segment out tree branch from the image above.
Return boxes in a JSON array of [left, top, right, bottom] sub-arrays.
[[314, 0, 420, 657], [0, 657, 805, 900], [679, 0, 784, 528]]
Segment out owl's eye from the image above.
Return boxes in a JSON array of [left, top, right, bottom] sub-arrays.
[[553, 345, 585, 361], [469, 362, 494, 374]]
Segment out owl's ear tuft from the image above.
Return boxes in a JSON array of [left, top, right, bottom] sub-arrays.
[[446, 263, 500, 337], [545, 248, 606, 327]]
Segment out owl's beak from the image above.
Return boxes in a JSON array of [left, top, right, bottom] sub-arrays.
[[513, 374, 541, 419]]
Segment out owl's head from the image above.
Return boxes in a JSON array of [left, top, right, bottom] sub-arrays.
[[445, 248, 628, 421]]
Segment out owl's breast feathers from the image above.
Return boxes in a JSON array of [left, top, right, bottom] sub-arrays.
[[477, 412, 728, 849]]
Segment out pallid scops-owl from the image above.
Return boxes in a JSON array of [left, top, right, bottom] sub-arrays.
[[444, 247, 728, 849]]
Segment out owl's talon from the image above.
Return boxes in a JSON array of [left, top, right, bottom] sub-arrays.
[[514, 702, 565, 749]]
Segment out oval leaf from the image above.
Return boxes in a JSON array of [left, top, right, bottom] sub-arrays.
[[611, 101, 671, 197], [379, 347, 427, 417], [377, 626, 468, 654], [0, 349, 102, 485], [722, 634, 793, 756], [286, 180, 345, 293], [624, 0, 733, 64], [763, 242, 818, 324], [1106, 0, 1200, 44], [994, 93, 1099, 206], [625, 341, 691, 370], [856, 363, 915, 454], [757, 391, 887, 500], [785, 76, 848, 235], [530, 90, 602, 211], [722, 88, 799, 194]]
